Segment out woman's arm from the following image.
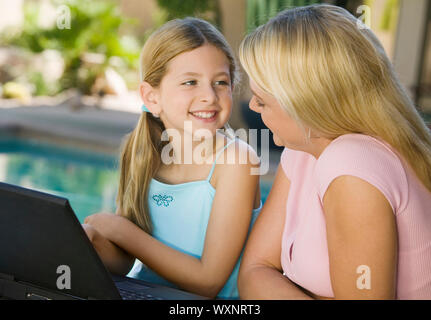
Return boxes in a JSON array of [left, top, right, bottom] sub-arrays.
[[239, 154, 397, 301], [82, 223, 135, 276], [238, 164, 313, 300], [85, 142, 261, 298], [238, 168, 397, 300], [323, 175, 397, 299]]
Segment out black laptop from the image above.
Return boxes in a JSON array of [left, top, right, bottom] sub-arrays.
[[0, 182, 208, 300]]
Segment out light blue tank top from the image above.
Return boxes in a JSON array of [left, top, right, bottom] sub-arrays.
[[127, 138, 262, 299]]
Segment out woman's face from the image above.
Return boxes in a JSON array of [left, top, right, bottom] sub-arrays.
[[248, 80, 308, 149]]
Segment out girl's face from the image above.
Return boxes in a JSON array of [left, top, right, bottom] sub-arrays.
[[156, 45, 233, 137], [248, 80, 308, 149]]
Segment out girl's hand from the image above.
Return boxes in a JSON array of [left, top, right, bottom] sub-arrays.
[[82, 223, 101, 243], [82, 223, 136, 275], [82, 223, 110, 257], [84, 212, 122, 240]]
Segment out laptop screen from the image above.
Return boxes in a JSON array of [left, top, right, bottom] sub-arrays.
[[0, 182, 121, 299]]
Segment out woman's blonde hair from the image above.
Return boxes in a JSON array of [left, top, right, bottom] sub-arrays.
[[116, 18, 239, 233], [239, 4, 431, 193]]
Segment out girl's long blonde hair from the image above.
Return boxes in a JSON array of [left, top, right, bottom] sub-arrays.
[[239, 4, 431, 193], [116, 18, 239, 233]]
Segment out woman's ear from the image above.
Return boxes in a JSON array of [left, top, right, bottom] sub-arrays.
[[139, 81, 162, 116]]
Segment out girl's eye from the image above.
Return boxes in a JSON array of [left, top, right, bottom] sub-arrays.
[[215, 80, 230, 86], [182, 80, 230, 86], [182, 80, 197, 86]]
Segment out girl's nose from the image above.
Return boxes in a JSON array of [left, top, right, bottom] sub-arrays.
[[200, 84, 218, 104]]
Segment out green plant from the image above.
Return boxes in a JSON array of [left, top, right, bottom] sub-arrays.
[[1, 0, 141, 95], [246, 0, 322, 32], [28, 71, 60, 96], [156, 0, 221, 27], [380, 0, 399, 31], [246, 0, 368, 32]]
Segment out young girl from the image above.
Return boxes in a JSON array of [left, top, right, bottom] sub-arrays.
[[83, 17, 262, 299], [237, 4, 431, 300]]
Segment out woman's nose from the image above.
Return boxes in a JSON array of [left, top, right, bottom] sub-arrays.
[[249, 99, 261, 114]]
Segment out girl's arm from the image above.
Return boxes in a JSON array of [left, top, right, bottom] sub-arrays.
[[238, 164, 313, 299], [86, 142, 260, 298], [82, 223, 135, 276]]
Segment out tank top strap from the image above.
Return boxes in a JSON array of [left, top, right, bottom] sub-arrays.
[[206, 137, 237, 182]]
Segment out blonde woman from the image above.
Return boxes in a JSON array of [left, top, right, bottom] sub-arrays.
[[238, 4, 431, 300], [83, 17, 261, 299]]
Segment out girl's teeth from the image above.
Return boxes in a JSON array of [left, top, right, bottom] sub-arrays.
[[192, 112, 216, 119]]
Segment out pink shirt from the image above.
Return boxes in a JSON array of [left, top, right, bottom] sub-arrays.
[[280, 133, 431, 299]]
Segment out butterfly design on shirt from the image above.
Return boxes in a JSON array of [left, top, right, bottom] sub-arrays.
[[152, 194, 174, 207]]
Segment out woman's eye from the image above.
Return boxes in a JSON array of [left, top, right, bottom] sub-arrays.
[[254, 97, 265, 107]]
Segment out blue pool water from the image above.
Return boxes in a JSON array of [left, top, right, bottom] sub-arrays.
[[0, 134, 272, 223], [0, 134, 119, 223]]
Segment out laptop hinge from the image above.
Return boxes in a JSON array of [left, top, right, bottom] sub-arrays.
[[0, 272, 27, 299], [0, 273, 79, 300]]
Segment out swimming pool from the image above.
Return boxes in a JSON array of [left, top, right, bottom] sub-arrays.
[[0, 133, 119, 223], [0, 134, 272, 223]]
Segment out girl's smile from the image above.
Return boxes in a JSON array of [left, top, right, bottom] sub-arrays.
[[189, 110, 219, 123]]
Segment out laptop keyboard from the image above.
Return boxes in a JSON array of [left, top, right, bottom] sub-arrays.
[[118, 288, 164, 300]]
